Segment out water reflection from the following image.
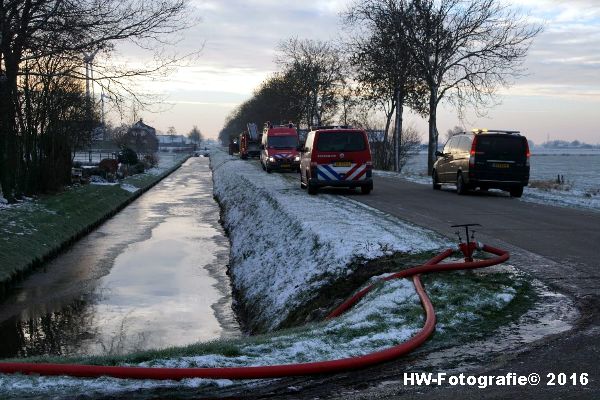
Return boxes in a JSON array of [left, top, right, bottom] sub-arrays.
[[0, 298, 97, 358], [0, 158, 240, 358]]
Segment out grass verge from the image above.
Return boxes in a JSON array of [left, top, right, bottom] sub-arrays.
[[0, 156, 190, 296]]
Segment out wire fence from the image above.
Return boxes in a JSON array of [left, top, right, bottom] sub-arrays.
[[73, 150, 118, 164]]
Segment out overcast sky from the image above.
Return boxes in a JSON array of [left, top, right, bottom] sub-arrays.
[[111, 0, 600, 144]]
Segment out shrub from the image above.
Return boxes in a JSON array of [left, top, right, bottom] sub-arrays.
[[118, 147, 138, 165], [99, 158, 119, 174], [529, 179, 572, 192]]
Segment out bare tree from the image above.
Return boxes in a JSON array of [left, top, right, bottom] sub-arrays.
[[345, 0, 426, 171], [402, 0, 541, 175], [0, 0, 193, 201], [109, 124, 131, 148], [188, 126, 203, 144], [443, 125, 464, 143], [276, 38, 345, 128]]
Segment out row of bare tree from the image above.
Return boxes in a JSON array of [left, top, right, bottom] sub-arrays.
[[219, 0, 540, 173], [0, 0, 190, 202]]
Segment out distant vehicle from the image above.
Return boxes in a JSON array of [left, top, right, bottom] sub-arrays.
[[299, 126, 373, 195], [432, 129, 530, 197], [260, 122, 300, 173], [228, 138, 239, 155], [239, 123, 261, 159]]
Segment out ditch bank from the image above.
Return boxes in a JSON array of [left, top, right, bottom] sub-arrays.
[[211, 150, 449, 333], [0, 154, 190, 297]]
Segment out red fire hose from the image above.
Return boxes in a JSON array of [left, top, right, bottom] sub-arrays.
[[0, 244, 508, 381]]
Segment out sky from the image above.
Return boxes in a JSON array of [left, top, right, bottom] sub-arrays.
[[106, 0, 600, 145]]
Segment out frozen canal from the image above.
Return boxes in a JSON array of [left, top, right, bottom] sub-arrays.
[[0, 157, 241, 358]]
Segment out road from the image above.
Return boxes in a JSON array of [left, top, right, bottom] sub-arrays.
[[240, 175, 599, 400]]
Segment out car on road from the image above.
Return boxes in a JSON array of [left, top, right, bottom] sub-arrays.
[[299, 126, 373, 195], [432, 129, 530, 197], [260, 123, 300, 173]]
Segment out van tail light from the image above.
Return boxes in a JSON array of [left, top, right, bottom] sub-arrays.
[[469, 135, 478, 168], [525, 140, 531, 167]]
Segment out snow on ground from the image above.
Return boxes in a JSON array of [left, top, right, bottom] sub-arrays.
[[119, 183, 140, 193], [374, 170, 600, 211], [212, 150, 449, 331], [0, 194, 10, 210], [145, 153, 186, 176], [520, 186, 600, 210]]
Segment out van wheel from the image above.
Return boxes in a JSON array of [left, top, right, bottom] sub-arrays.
[[432, 170, 441, 190], [361, 184, 373, 195], [456, 173, 468, 195], [509, 186, 524, 198], [308, 181, 318, 195], [266, 166, 272, 173]]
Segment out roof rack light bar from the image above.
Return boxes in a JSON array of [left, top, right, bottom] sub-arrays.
[[471, 128, 521, 135], [312, 125, 354, 130]]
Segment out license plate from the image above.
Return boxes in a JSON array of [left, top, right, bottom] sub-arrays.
[[281, 164, 290, 168], [492, 163, 510, 168], [334, 161, 352, 167]]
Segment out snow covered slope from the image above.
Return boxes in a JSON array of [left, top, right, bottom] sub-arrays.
[[212, 150, 448, 331]]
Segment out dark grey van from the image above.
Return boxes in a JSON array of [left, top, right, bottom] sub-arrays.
[[432, 130, 530, 197]]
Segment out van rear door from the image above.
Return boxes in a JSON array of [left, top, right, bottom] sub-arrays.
[[314, 130, 369, 182], [474, 134, 528, 181]]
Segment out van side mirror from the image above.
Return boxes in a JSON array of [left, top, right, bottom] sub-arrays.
[[435, 150, 445, 158]]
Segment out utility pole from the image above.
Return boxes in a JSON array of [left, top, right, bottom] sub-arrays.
[[101, 91, 110, 140]]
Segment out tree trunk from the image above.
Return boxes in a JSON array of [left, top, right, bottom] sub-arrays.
[[0, 56, 20, 202], [0, 75, 9, 201], [383, 101, 396, 171], [394, 89, 404, 172], [427, 87, 439, 176], [383, 102, 395, 144]]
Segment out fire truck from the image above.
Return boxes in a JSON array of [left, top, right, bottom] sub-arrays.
[[260, 122, 300, 173], [239, 123, 261, 160]]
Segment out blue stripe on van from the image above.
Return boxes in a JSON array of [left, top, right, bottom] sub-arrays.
[[322, 165, 342, 180]]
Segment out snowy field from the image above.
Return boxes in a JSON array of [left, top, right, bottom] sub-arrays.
[[391, 149, 600, 211]]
